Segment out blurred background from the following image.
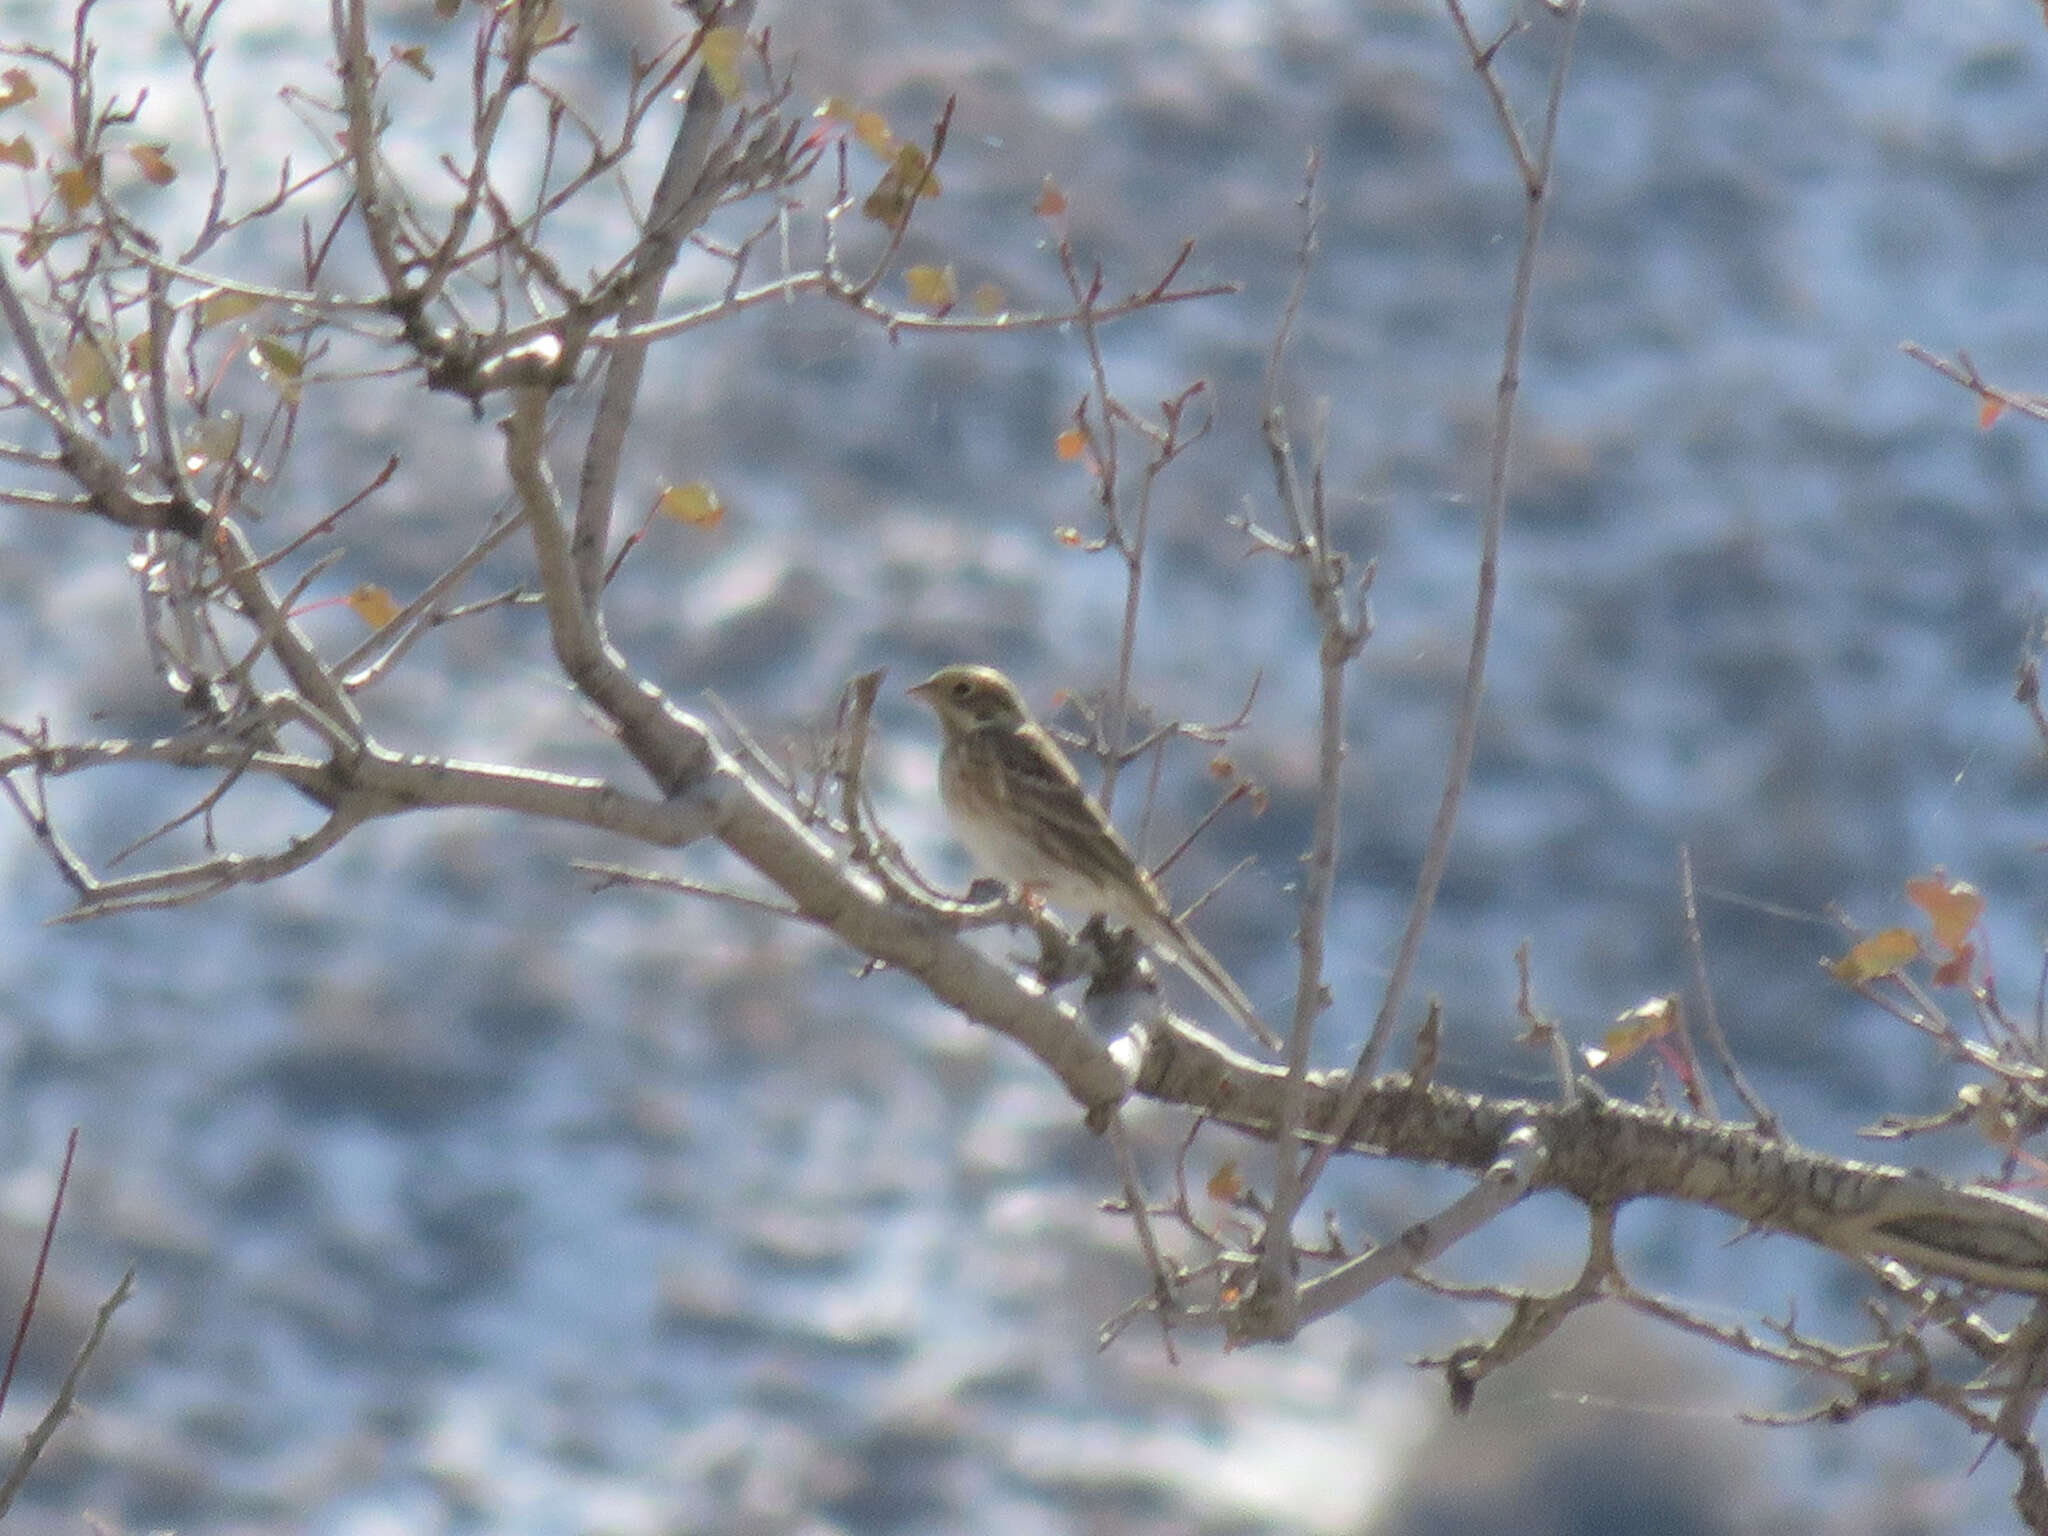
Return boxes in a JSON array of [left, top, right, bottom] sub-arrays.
[[2, 0, 2047, 1531]]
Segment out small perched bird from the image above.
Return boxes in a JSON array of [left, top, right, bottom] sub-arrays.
[[910, 663, 1280, 1050]]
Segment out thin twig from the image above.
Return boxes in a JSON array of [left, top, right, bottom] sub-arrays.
[[1679, 844, 1777, 1133]]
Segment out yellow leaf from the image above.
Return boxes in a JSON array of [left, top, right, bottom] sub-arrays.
[[182, 413, 243, 474], [1582, 995, 1678, 1071], [1828, 927, 1920, 984], [0, 135, 34, 169], [125, 330, 154, 376], [346, 583, 401, 629], [128, 144, 175, 185], [196, 288, 264, 330], [852, 108, 895, 157], [53, 157, 100, 213], [815, 96, 856, 124], [1906, 869, 1983, 955], [526, 2, 571, 45], [391, 43, 435, 80], [61, 336, 113, 405], [0, 68, 35, 112], [862, 142, 939, 225], [249, 335, 305, 404], [701, 26, 746, 98], [904, 262, 955, 313], [970, 282, 1006, 317], [657, 481, 724, 528]]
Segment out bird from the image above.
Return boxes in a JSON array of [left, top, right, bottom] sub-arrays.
[[909, 663, 1280, 1051]]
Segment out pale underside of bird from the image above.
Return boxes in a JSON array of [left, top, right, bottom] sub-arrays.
[[911, 664, 1280, 1051]]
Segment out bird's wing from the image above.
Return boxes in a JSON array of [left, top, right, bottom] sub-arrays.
[[979, 722, 1153, 894]]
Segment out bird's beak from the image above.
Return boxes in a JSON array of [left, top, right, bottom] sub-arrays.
[[907, 674, 939, 702]]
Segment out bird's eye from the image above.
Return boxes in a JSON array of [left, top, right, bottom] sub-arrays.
[[950, 680, 973, 700]]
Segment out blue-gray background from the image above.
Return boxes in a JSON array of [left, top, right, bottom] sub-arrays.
[[2, 0, 2046, 1531]]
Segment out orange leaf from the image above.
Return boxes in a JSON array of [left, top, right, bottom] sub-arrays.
[[1828, 927, 1920, 984], [1033, 175, 1067, 218], [390, 43, 434, 80], [1052, 525, 1081, 546], [346, 584, 401, 628], [1980, 396, 2005, 430], [1054, 427, 1088, 462], [53, 157, 100, 213], [657, 481, 724, 527], [128, 143, 176, 185], [1907, 869, 1983, 954], [1931, 944, 1976, 989], [1206, 1160, 1243, 1202]]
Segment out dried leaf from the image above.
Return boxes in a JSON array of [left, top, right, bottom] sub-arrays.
[[1906, 869, 1983, 955], [1582, 995, 1677, 1071], [0, 135, 35, 169], [701, 26, 747, 98], [852, 108, 895, 157], [128, 144, 175, 185], [1205, 1160, 1243, 1203], [53, 157, 100, 214], [391, 43, 435, 80], [862, 142, 938, 225], [527, 2, 571, 45], [346, 583, 401, 629], [182, 413, 243, 474], [0, 68, 35, 112], [657, 481, 724, 528], [61, 336, 113, 405], [1828, 927, 1920, 985], [250, 335, 305, 404], [904, 262, 955, 313], [1931, 944, 1976, 990], [196, 288, 265, 330], [1033, 175, 1067, 218]]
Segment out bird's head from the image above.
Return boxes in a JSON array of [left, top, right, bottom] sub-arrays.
[[909, 664, 1029, 733]]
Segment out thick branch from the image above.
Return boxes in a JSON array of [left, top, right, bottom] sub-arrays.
[[1132, 1028, 2048, 1297]]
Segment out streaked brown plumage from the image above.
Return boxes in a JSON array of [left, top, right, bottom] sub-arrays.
[[910, 664, 1279, 1051]]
